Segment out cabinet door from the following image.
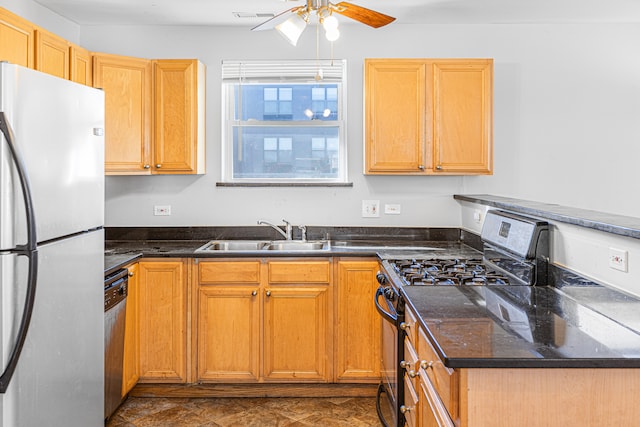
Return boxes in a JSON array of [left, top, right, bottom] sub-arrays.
[[122, 263, 139, 397], [364, 59, 429, 173], [153, 59, 205, 174], [335, 259, 381, 382], [0, 8, 34, 68], [197, 286, 260, 382], [70, 44, 92, 86], [138, 260, 187, 383], [263, 286, 330, 381], [35, 29, 69, 79], [93, 53, 152, 174], [433, 60, 493, 174]]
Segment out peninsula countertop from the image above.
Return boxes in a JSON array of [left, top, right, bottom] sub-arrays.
[[402, 276, 640, 369]]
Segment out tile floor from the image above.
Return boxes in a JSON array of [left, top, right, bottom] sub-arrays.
[[105, 396, 383, 426]]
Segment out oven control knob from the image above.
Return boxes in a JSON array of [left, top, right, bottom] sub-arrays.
[[376, 272, 386, 285], [400, 322, 410, 331], [384, 289, 395, 300]]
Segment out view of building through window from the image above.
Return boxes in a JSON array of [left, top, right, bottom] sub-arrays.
[[222, 60, 346, 183]]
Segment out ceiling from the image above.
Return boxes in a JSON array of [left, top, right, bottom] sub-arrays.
[[33, 0, 640, 27]]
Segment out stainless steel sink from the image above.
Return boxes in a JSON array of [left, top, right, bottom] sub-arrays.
[[196, 240, 271, 251], [264, 241, 329, 251], [195, 240, 329, 252]]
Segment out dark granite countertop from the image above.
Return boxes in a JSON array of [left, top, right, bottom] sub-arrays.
[[103, 238, 478, 276], [402, 276, 640, 368], [455, 194, 640, 240]]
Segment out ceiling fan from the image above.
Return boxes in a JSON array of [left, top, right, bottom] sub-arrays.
[[252, 0, 396, 46]]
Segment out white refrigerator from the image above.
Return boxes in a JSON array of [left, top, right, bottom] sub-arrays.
[[0, 63, 104, 426]]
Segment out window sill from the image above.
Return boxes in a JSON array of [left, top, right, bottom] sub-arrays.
[[216, 182, 353, 188]]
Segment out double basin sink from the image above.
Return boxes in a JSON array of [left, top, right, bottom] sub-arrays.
[[196, 240, 330, 252]]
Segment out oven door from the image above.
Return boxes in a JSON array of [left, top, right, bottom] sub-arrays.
[[375, 283, 404, 427]]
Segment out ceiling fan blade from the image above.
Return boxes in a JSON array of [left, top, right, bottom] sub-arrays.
[[251, 7, 302, 31], [333, 2, 396, 28]]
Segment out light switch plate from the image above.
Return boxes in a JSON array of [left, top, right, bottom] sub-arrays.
[[362, 200, 380, 218]]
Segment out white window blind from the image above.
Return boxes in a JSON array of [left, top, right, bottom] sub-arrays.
[[222, 59, 346, 83]]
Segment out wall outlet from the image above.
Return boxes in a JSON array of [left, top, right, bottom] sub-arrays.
[[362, 200, 380, 218], [609, 247, 628, 272], [473, 209, 483, 223], [154, 205, 172, 216], [384, 204, 401, 215]]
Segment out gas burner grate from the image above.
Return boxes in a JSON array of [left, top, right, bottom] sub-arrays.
[[390, 258, 511, 286]]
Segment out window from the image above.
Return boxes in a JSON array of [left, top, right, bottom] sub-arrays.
[[222, 60, 347, 183]]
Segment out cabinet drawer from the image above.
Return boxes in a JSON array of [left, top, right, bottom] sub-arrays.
[[402, 337, 420, 392], [402, 306, 418, 345], [418, 327, 458, 418], [268, 261, 330, 284], [199, 261, 261, 284], [419, 370, 456, 427], [402, 374, 419, 427]]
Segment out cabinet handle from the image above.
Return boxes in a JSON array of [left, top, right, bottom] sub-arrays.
[[128, 271, 134, 277], [155, 164, 162, 169], [251, 290, 257, 296], [418, 165, 425, 170], [435, 165, 442, 171], [143, 164, 150, 169], [266, 290, 271, 297], [408, 370, 419, 378], [420, 360, 434, 370]]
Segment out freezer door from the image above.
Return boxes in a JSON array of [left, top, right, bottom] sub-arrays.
[[0, 63, 104, 250], [0, 230, 104, 426]]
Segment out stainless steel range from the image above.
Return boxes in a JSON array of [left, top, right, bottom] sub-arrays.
[[374, 210, 549, 427]]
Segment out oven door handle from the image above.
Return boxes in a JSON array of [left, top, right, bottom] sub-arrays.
[[375, 286, 398, 325]]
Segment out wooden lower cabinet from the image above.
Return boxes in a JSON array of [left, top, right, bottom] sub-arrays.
[[197, 266, 261, 381], [122, 263, 139, 397], [335, 259, 381, 382], [263, 285, 330, 381], [138, 259, 188, 383], [195, 258, 332, 383]]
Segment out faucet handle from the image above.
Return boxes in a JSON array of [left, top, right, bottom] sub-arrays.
[[282, 219, 292, 240], [298, 225, 307, 241]]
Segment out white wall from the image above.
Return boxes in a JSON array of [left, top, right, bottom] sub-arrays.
[[460, 200, 640, 297], [74, 22, 640, 227], [1, 0, 79, 42], [7, 2, 640, 227]]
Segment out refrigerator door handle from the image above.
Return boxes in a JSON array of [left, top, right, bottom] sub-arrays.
[[0, 111, 37, 252], [0, 111, 40, 393], [0, 250, 38, 393]]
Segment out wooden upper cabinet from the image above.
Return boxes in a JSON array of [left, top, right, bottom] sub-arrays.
[[364, 58, 493, 175], [433, 61, 493, 174], [70, 44, 92, 86], [93, 53, 152, 175], [35, 29, 70, 80], [153, 59, 206, 174], [0, 7, 34, 68], [365, 60, 429, 173]]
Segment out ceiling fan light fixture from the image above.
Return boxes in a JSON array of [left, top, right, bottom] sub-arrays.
[[275, 12, 308, 46], [322, 14, 339, 30], [325, 27, 340, 41]]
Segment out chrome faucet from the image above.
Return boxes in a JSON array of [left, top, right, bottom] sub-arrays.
[[298, 225, 307, 241], [257, 219, 292, 240]]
